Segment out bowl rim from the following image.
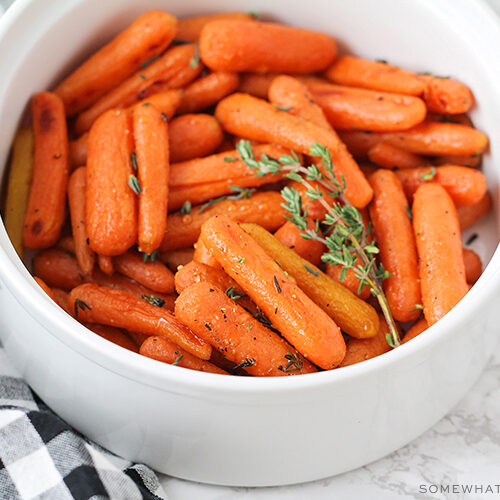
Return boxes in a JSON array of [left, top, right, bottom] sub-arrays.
[[1, 0, 500, 397]]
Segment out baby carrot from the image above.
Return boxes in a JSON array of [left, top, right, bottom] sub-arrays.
[[86, 323, 139, 353], [176, 282, 317, 376], [193, 237, 221, 268], [177, 72, 240, 114], [51, 288, 73, 316], [324, 56, 426, 96], [57, 236, 75, 254], [133, 102, 170, 255], [369, 170, 421, 322], [23, 92, 68, 249], [169, 114, 223, 163], [201, 216, 346, 369], [367, 143, 427, 169], [402, 318, 428, 344], [54, 11, 178, 115], [418, 74, 474, 114], [285, 180, 330, 220], [160, 192, 286, 251], [74, 44, 202, 135], [33, 248, 84, 290], [33, 276, 56, 301], [68, 283, 211, 359], [69, 132, 88, 169], [200, 20, 337, 73], [140, 336, 227, 374], [68, 167, 95, 275], [238, 72, 281, 98], [98, 255, 114, 275], [113, 250, 175, 294], [413, 183, 468, 325], [177, 12, 255, 41], [433, 154, 481, 168], [86, 109, 137, 256], [463, 248, 482, 284], [396, 165, 487, 206], [457, 192, 491, 230], [160, 248, 194, 272]]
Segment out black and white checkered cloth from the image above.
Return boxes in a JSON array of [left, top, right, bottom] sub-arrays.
[[0, 345, 166, 500]]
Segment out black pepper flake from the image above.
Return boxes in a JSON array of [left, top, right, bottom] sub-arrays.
[[466, 233, 478, 246], [273, 275, 282, 293], [204, 322, 212, 331]]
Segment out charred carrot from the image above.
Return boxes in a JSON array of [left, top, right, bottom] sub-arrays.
[[367, 143, 427, 169], [33, 248, 83, 290], [402, 318, 428, 344], [54, 11, 178, 115], [23, 92, 68, 249], [463, 248, 482, 284], [133, 102, 170, 254], [33, 276, 56, 300], [86, 110, 137, 256], [413, 183, 468, 325], [160, 247, 194, 272], [169, 114, 223, 163], [86, 323, 139, 353], [457, 192, 491, 230], [176, 282, 317, 376], [97, 255, 114, 275], [418, 74, 474, 114], [177, 12, 255, 41], [69, 283, 211, 359]]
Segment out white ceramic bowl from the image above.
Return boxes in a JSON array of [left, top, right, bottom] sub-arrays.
[[1, 0, 500, 487]]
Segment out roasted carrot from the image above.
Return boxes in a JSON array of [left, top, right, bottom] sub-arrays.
[[367, 143, 427, 169], [402, 318, 428, 344], [368, 170, 421, 322], [177, 72, 240, 114], [169, 114, 223, 163], [413, 183, 468, 325], [86, 323, 139, 353], [200, 20, 337, 73], [324, 56, 425, 96], [140, 336, 227, 374], [285, 180, 330, 219], [86, 110, 137, 256], [69, 133, 88, 169], [133, 102, 170, 254], [68, 283, 211, 359], [457, 192, 491, 230], [201, 216, 345, 368], [396, 166, 487, 206], [160, 247, 195, 272], [193, 237, 221, 268], [418, 74, 474, 114], [238, 72, 281, 98], [57, 236, 76, 254], [74, 44, 202, 135], [463, 248, 482, 284], [160, 192, 286, 251], [23, 92, 68, 249], [326, 260, 370, 299], [68, 167, 95, 275], [51, 288, 73, 316], [33, 248, 83, 290], [241, 223, 379, 339], [54, 11, 178, 115], [176, 282, 317, 376], [177, 12, 255, 41], [33, 276, 56, 301], [98, 255, 114, 275], [433, 154, 481, 168]]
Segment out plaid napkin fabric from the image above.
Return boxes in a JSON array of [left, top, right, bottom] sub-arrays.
[[0, 345, 166, 500]]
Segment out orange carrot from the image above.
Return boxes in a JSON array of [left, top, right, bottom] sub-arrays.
[[177, 72, 240, 114], [457, 192, 491, 230], [97, 255, 114, 275], [133, 102, 170, 254], [33, 248, 83, 290], [69, 133, 88, 169], [160, 247, 194, 272], [51, 288, 73, 316], [200, 20, 337, 73], [160, 192, 286, 251], [57, 236, 75, 254], [177, 12, 255, 41], [369, 170, 421, 322], [200, 215, 346, 369], [169, 114, 223, 163], [85, 323, 139, 353], [326, 260, 370, 300], [402, 318, 428, 344], [74, 44, 202, 135], [140, 336, 228, 374], [238, 72, 281, 98], [433, 154, 481, 168], [176, 282, 317, 376], [413, 183, 468, 325], [285, 180, 330, 219], [54, 11, 178, 115], [68, 167, 95, 275], [324, 56, 426, 96], [418, 74, 474, 114], [23, 92, 68, 249], [396, 166, 487, 206], [193, 237, 221, 268], [33, 276, 56, 300], [463, 248, 482, 284], [86, 110, 137, 256], [68, 283, 211, 359], [367, 143, 427, 169]]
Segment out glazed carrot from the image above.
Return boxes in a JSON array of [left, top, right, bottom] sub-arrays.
[[4, 127, 34, 257], [326, 259, 370, 299], [133, 102, 170, 255], [215, 93, 373, 208], [177, 72, 240, 114], [367, 143, 427, 169], [200, 19, 336, 73], [177, 12, 255, 41], [238, 72, 281, 98], [413, 183, 468, 325], [74, 44, 202, 135], [69, 133, 88, 169], [176, 282, 317, 376], [193, 237, 221, 268], [68, 283, 211, 359], [86, 110, 137, 256], [57, 236, 76, 254], [216, 136, 235, 153], [86, 323, 139, 353], [418, 74, 474, 114], [457, 192, 491, 230], [33, 248, 83, 290], [160, 192, 286, 251], [169, 114, 223, 163], [98, 255, 114, 276], [402, 318, 428, 344], [160, 248, 194, 272], [54, 11, 178, 115], [140, 336, 227, 374], [51, 288, 73, 316], [34, 276, 56, 300], [396, 166, 487, 206], [463, 248, 482, 284], [428, 113, 473, 127], [23, 92, 68, 249], [324, 56, 425, 96], [241, 223, 379, 339], [68, 167, 95, 275], [285, 180, 330, 219], [433, 154, 481, 168], [368, 170, 421, 322], [339, 316, 392, 367], [201, 216, 346, 369], [113, 250, 174, 293]]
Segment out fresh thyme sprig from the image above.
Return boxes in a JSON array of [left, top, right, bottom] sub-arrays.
[[236, 139, 401, 348]]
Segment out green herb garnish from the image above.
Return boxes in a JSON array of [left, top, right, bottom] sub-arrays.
[[74, 298, 91, 318], [141, 294, 166, 308], [128, 175, 142, 194]]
